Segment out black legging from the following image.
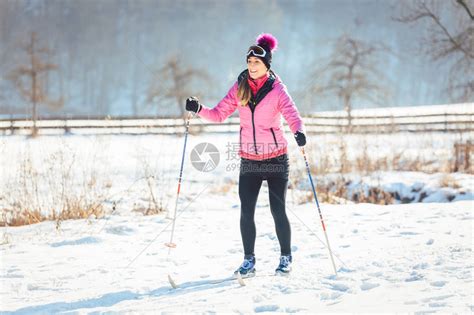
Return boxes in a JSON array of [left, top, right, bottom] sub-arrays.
[[238, 154, 291, 257]]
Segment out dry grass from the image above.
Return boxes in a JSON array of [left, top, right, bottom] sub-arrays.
[[210, 178, 237, 195], [439, 174, 462, 189], [306, 135, 454, 176], [290, 173, 354, 205], [132, 154, 171, 216], [290, 133, 462, 205], [1, 143, 111, 227], [291, 175, 396, 205], [0, 231, 11, 245], [351, 187, 394, 205], [1, 200, 104, 227], [1, 131, 466, 221], [1, 139, 176, 226], [338, 135, 351, 174], [56, 198, 105, 221], [132, 201, 166, 216], [1, 208, 46, 227], [354, 142, 390, 175]]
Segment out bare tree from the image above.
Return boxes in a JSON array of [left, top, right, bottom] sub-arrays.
[[393, 0, 474, 102], [147, 55, 210, 120], [8, 32, 63, 136], [309, 34, 390, 132]]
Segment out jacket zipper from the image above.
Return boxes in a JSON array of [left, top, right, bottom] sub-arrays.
[[270, 127, 278, 148], [239, 127, 242, 150], [250, 101, 258, 155]]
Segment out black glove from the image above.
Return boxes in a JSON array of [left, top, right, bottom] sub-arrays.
[[294, 131, 306, 147], [185, 96, 202, 113]]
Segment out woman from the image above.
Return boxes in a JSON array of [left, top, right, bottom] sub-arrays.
[[185, 33, 306, 277]]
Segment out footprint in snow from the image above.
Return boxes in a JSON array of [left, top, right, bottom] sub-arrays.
[[325, 282, 350, 292], [367, 271, 383, 278], [260, 233, 276, 240], [282, 307, 304, 313], [252, 295, 263, 303], [2, 273, 23, 279], [338, 266, 355, 273], [50, 236, 101, 247], [399, 231, 420, 236], [308, 253, 322, 259], [360, 282, 380, 291], [421, 294, 454, 303], [320, 291, 342, 300], [254, 305, 279, 312], [372, 261, 384, 268], [105, 226, 135, 235], [413, 262, 429, 270], [430, 281, 447, 287], [405, 271, 424, 282]]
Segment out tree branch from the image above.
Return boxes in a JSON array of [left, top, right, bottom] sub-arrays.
[[456, 0, 474, 19]]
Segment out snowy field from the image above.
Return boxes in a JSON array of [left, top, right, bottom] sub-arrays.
[[0, 132, 473, 313]]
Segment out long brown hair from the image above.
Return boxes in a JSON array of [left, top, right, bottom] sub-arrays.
[[237, 76, 252, 107]]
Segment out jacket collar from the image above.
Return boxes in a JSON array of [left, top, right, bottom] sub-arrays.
[[238, 69, 276, 86], [238, 69, 276, 111]]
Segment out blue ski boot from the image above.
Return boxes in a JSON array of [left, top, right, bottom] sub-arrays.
[[234, 255, 256, 278], [275, 255, 292, 275]]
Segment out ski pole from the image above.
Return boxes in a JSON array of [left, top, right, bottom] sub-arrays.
[[166, 111, 195, 253], [300, 146, 338, 277]]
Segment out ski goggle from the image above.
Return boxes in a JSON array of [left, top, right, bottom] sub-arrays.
[[247, 45, 267, 58]]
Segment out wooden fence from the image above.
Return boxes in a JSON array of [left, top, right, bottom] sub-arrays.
[[0, 111, 472, 135]]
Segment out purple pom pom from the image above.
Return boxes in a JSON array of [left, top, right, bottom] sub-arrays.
[[256, 33, 278, 52]]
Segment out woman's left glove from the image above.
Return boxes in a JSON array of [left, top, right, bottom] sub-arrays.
[[294, 131, 306, 146], [185, 96, 202, 113]]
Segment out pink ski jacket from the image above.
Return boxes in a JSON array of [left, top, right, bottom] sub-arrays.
[[198, 70, 304, 161]]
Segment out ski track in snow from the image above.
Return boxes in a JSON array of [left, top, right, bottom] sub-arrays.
[[1, 191, 472, 313]]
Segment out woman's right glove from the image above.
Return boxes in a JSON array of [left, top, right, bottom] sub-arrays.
[[294, 131, 306, 146], [185, 96, 202, 113]]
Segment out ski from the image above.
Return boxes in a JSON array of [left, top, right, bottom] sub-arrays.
[[167, 274, 245, 289], [167, 272, 284, 289], [235, 272, 247, 286], [168, 274, 178, 289]]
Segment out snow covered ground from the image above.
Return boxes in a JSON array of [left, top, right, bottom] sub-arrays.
[[1, 133, 473, 313]]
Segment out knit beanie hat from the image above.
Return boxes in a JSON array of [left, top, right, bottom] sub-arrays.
[[246, 33, 278, 69]]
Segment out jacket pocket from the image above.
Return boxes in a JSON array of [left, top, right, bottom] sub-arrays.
[[270, 127, 278, 148]]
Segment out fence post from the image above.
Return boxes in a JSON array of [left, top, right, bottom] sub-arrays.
[[466, 141, 471, 172], [444, 112, 448, 133], [454, 143, 459, 172]]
